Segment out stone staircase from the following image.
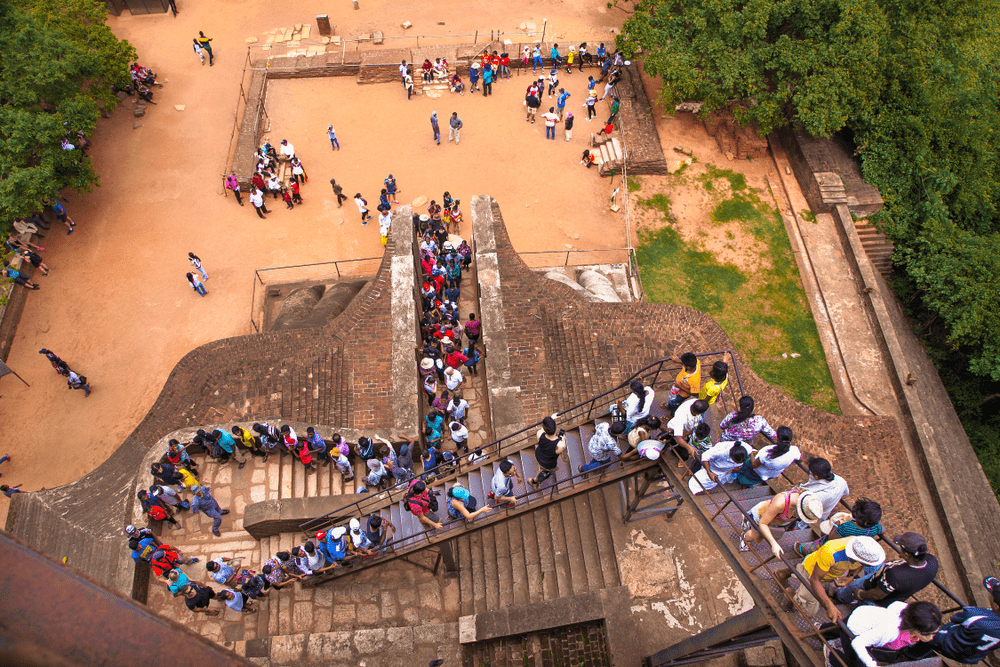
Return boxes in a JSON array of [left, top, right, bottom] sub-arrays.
[[853, 219, 894, 277], [456, 487, 620, 615], [591, 132, 626, 177], [413, 75, 453, 98]]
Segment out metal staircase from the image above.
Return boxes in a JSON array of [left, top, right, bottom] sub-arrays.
[[297, 358, 695, 587], [645, 397, 969, 667]]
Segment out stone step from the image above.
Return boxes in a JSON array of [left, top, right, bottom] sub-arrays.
[[590, 488, 621, 587], [533, 506, 559, 601], [546, 503, 575, 598], [482, 526, 501, 611], [520, 513, 544, 605], [458, 534, 475, 616], [611, 137, 624, 162], [470, 528, 487, 614], [494, 521, 515, 608], [572, 493, 605, 592], [506, 517, 530, 607]]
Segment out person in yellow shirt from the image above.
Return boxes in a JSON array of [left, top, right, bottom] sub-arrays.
[[662, 352, 701, 413], [699, 361, 730, 418], [775, 536, 885, 622], [178, 466, 200, 490]]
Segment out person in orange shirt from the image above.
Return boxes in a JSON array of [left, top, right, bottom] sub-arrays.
[[662, 352, 701, 413]]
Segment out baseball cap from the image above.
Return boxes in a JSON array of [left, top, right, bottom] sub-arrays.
[[845, 536, 885, 567], [451, 485, 469, 500], [331, 526, 347, 540], [191, 485, 202, 493], [984, 577, 1000, 606], [125, 525, 137, 535], [349, 518, 361, 531], [316, 531, 326, 541], [432, 110, 437, 116], [795, 493, 823, 524], [894, 532, 928, 556]]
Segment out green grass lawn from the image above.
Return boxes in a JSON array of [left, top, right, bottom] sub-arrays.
[[633, 169, 841, 413]]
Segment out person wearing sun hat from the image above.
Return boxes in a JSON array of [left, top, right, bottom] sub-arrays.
[[741, 490, 823, 559], [777, 535, 885, 622]]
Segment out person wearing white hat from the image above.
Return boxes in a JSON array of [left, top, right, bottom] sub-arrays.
[[321, 526, 355, 566], [741, 490, 823, 559], [347, 517, 375, 557], [776, 535, 886, 622]]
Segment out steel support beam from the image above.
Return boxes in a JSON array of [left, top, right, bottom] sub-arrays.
[[647, 607, 769, 666]]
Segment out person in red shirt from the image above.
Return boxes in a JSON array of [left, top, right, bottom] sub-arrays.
[[500, 52, 511, 79], [290, 179, 302, 204], [445, 346, 468, 369], [421, 59, 433, 82]]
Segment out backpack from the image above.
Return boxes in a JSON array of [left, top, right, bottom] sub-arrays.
[[404, 493, 429, 514]]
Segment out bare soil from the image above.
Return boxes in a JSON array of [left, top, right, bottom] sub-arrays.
[[0, 0, 630, 520]]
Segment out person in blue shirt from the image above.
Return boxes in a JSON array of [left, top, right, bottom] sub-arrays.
[[556, 88, 571, 120], [322, 526, 356, 566], [212, 428, 247, 467], [131, 535, 159, 562], [305, 427, 330, 463]]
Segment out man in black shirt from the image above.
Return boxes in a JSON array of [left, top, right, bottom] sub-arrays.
[[855, 532, 939, 605], [183, 583, 219, 615]]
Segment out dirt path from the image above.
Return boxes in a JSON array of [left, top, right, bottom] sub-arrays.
[[0, 1, 628, 520]]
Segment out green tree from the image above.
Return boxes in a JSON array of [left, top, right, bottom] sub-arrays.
[[618, 0, 1000, 382], [0, 0, 135, 229]]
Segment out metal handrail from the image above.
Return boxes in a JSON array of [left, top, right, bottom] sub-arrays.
[[302, 454, 661, 584], [780, 458, 967, 609], [299, 351, 737, 532], [673, 452, 855, 667]]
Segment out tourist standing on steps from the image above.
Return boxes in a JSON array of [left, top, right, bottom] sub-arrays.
[[430, 111, 440, 144], [330, 179, 347, 207], [327, 125, 339, 150], [197, 31, 214, 65], [225, 173, 243, 205], [191, 484, 229, 537], [188, 252, 208, 281], [528, 416, 566, 487], [354, 193, 372, 224], [250, 188, 267, 218], [449, 112, 462, 144]]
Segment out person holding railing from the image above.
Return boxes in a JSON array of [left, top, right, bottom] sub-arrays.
[[446, 481, 492, 522], [719, 396, 777, 444], [613, 380, 655, 433], [740, 490, 823, 558], [798, 456, 851, 528], [491, 460, 522, 506], [774, 535, 885, 622], [793, 498, 883, 558], [579, 421, 626, 473], [688, 440, 751, 495], [661, 353, 700, 414], [734, 425, 800, 487], [832, 601, 942, 667], [665, 398, 709, 464], [837, 532, 939, 607]]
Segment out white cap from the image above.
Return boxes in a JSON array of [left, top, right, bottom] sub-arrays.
[[331, 526, 347, 539], [125, 525, 136, 535], [349, 518, 361, 531]]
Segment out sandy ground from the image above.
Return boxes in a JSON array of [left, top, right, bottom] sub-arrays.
[[0, 1, 629, 518]]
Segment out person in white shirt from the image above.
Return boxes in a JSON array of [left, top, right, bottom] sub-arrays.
[[666, 398, 708, 460], [354, 194, 372, 223], [445, 367, 463, 395], [689, 441, 751, 494], [449, 421, 469, 452], [613, 381, 655, 431], [249, 188, 267, 218], [279, 139, 295, 160], [491, 459, 521, 505], [834, 601, 942, 667], [736, 426, 801, 486], [448, 396, 469, 422], [379, 210, 391, 240]]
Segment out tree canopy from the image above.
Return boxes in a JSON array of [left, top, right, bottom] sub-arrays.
[[618, 0, 1000, 381], [0, 0, 135, 226]]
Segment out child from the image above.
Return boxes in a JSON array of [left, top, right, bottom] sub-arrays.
[[282, 188, 294, 210], [581, 150, 596, 168], [688, 422, 713, 457], [463, 345, 481, 375]]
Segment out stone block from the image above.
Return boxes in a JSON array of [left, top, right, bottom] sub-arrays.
[[332, 604, 355, 624], [293, 602, 313, 633], [306, 631, 353, 661], [386, 626, 414, 654], [356, 603, 379, 624], [312, 606, 332, 633], [380, 591, 397, 619], [270, 634, 307, 664], [353, 628, 386, 654], [413, 622, 453, 645], [314, 585, 333, 607], [417, 582, 442, 610]]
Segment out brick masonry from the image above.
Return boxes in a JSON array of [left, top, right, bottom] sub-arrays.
[[465, 621, 611, 667], [5, 224, 403, 589], [482, 196, 952, 594]]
